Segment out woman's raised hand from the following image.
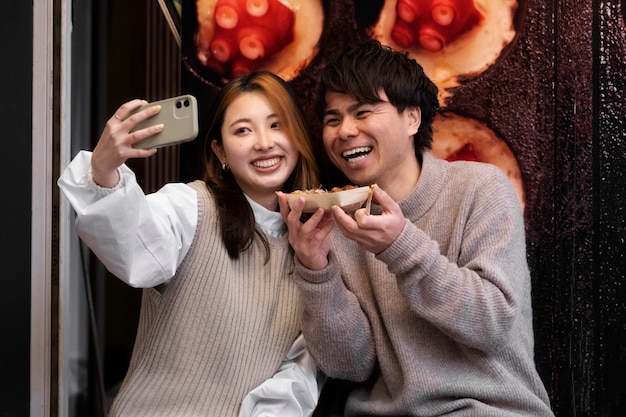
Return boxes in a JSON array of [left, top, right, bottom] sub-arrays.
[[91, 99, 163, 188]]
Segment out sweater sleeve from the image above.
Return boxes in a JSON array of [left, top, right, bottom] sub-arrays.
[[294, 253, 377, 381], [378, 165, 528, 353]]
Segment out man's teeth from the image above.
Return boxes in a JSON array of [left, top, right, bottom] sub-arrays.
[[254, 157, 280, 168], [343, 147, 372, 162]]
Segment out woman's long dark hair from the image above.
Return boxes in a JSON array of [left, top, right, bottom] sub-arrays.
[[202, 71, 319, 261]]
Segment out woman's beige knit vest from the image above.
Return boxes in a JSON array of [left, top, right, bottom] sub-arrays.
[[108, 181, 302, 416]]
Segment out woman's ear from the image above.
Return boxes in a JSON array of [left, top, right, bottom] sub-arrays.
[[407, 107, 421, 136], [211, 139, 226, 164]]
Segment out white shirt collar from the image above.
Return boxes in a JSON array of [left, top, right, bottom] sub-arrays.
[[244, 194, 287, 237]]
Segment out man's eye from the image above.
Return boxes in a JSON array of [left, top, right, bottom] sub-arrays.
[[356, 110, 371, 119]]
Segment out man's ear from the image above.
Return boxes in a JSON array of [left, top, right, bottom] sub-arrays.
[[407, 107, 421, 136]]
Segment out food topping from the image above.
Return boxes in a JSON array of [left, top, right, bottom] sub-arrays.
[[370, 0, 518, 104], [194, 0, 324, 81], [291, 185, 359, 194], [390, 0, 484, 52]]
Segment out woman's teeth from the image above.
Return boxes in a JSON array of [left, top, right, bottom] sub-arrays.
[[253, 157, 280, 168]]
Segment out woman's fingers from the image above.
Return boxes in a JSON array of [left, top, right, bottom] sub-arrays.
[[112, 99, 148, 122]]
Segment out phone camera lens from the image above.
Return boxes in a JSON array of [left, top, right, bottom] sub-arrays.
[[183, 99, 190, 107], [176, 101, 182, 109]]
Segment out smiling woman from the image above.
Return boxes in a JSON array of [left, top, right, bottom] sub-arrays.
[[210, 90, 300, 208], [57, 71, 323, 416]]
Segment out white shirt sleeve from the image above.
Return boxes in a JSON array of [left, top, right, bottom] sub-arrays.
[[57, 150, 198, 288], [239, 334, 325, 417]]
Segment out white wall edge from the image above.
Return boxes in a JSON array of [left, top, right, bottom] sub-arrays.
[[31, 0, 53, 415], [58, 0, 73, 415]]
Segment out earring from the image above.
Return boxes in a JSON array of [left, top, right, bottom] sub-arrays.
[[221, 163, 229, 171]]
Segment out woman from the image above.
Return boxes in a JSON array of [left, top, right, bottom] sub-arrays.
[[58, 71, 321, 416]]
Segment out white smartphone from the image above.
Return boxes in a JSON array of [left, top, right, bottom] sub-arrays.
[[131, 94, 199, 149]]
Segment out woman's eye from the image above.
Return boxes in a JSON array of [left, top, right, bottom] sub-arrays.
[[234, 126, 251, 135], [271, 121, 282, 129]]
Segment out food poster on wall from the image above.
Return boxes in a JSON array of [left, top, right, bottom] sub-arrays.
[[180, 0, 527, 211], [176, 1, 626, 414]]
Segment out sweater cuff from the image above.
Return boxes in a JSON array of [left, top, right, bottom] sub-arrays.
[[376, 220, 423, 269], [295, 252, 340, 284]]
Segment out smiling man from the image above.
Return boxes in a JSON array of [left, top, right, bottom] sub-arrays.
[[278, 40, 554, 417]]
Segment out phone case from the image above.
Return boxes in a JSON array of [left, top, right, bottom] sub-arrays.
[[131, 94, 199, 149]]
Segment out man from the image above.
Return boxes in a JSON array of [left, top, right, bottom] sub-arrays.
[[278, 40, 554, 416]]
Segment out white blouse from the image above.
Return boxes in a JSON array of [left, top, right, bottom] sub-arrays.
[[58, 150, 322, 417]]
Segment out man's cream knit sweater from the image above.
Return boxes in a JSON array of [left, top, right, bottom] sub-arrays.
[[296, 153, 554, 416]]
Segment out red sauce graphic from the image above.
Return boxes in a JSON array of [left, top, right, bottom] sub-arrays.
[[197, 0, 295, 78], [390, 0, 483, 52]]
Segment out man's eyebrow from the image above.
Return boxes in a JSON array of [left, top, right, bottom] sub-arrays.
[[323, 102, 365, 117], [348, 102, 364, 113]]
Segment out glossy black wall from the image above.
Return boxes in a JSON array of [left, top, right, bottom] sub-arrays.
[[0, 1, 33, 416], [441, 2, 626, 414]]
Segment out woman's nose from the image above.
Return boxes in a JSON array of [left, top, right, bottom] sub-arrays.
[[254, 129, 275, 149]]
